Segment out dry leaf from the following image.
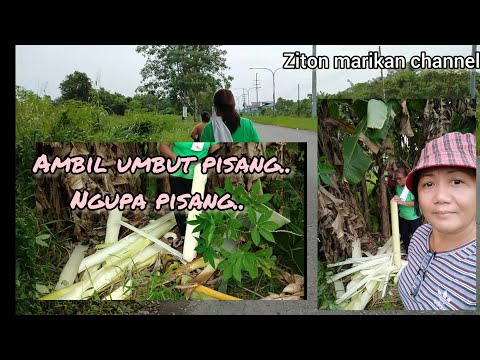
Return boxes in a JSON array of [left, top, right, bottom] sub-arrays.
[[65, 174, 86, 190], [282, 283, 302, 294]]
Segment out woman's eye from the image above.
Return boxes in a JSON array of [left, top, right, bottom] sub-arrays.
[[422, 182, 433, 187], [452, 179, 462, 185]]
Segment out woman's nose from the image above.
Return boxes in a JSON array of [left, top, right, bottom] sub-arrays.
[[431, 182, 452, 203]]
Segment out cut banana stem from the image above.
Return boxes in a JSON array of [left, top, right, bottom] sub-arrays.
[[119, 219, 185, 263], [351, 238, 362, 258], [193, 285, 241, 300], [55, 244, 89, 290], [80, 263, 101, 282], [103, 279, 133, 300], [183, 163, 208, 262], [390, 199, 402, 267], [105, 209, 123, 244], [79, 213, 174, 272]]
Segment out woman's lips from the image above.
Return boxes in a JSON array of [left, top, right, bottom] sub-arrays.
[[432, 211, 456, 217]]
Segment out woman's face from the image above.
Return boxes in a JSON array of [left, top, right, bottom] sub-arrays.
[[417, 166, 476, 236]]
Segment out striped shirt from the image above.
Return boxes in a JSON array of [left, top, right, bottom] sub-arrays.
[[398, 224, 476, 310]]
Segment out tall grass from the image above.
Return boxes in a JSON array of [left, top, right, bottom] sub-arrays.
[[245, 115, 317, 132], [15, 90, 193, 313], [16, 91, 194, 143], [317, 261, 340, 310]]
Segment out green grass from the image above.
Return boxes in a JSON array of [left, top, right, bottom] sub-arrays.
[[366, 281, 403, 310], [36, 300, 140, 315], [99, 113, 195, 142], [246, 115, 317, 132], [222, 272, 286, 300], [317, 261, 341, 310], [130, 271, 186, 301]]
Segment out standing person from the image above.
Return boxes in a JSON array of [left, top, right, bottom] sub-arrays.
[[386, 167, 397, 198], [191, 111, 210, 142], [159, 142, 218, 242], [200, 89, 261, 142], [393, 166, 422, 254], [398, 132, 476, 310]]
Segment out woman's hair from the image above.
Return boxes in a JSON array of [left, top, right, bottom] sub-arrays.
[[201, 111, 210, 123], [213, 89, 240, 134], [411, 167, 476, 217], [395, 166, 408, 177], [411, 171, 422, 217]]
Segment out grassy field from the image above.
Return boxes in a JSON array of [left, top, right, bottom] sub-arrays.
[[101, 114, 318, 140], [146, 114, 318, 135], [245, 115, 317, 132], [101, 114, 195, 142]]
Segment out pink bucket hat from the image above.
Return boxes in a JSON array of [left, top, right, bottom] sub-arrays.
[[406, 132, 476, 192]]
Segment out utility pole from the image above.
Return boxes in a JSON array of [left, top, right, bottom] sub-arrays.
[[470, 45, 477, 99], [379, 46, 386, 100], [250, 67, 282, 117], [312, 45, 317, 118], [254, 73, 260, 112], [297, 83, 300, 117]]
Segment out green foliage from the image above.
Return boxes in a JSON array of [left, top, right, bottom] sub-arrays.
[[342, 134, 373, 185], [129, 93, 166, 113], [335, 69, 480, 99], [267, 182, 305, 275], [274, 97, 314, 117], [188, 178, 284, 283], [318, 156, 334, 185], [94, 88, 129, 115], [130, 272, 185, 300], [317, 261, 341, 310], [223, 272, 285, 299], [365, 103, 394, 146], [136, 45, 232, 108], [261, 143, 305, 275], [16, 178, 44, 314], [16, 89, 194, 143], [366, 99, 388, 129], [59, 71, 93, 102], [15, 87, 196, 311], [218, 247, 277, 283]]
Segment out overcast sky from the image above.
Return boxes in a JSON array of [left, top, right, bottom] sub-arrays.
[[16, 45, 476, 104]]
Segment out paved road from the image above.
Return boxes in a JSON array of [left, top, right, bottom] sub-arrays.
[[254, 123, 317, 143]]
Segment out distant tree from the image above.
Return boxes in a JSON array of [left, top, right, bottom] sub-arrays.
[[96, 87, 115, 111], [136, 45, 233, 120], [335, 69, 480, 100], [275, 97, 296, 116], [59, 71, 93, 102], [111, 93, 128, 115], [129, 93, 163, 112], [195, 84, 217, 119]]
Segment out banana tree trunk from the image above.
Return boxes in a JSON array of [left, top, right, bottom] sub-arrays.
[[146, 142, 158, 200], [378, 172, 390, 240], [361, 178, 371, 232]]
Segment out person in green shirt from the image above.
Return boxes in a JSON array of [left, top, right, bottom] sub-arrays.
[[159, 142, 218, 240], [393, 166, 422, 254], [200, 89, 261, 142]]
